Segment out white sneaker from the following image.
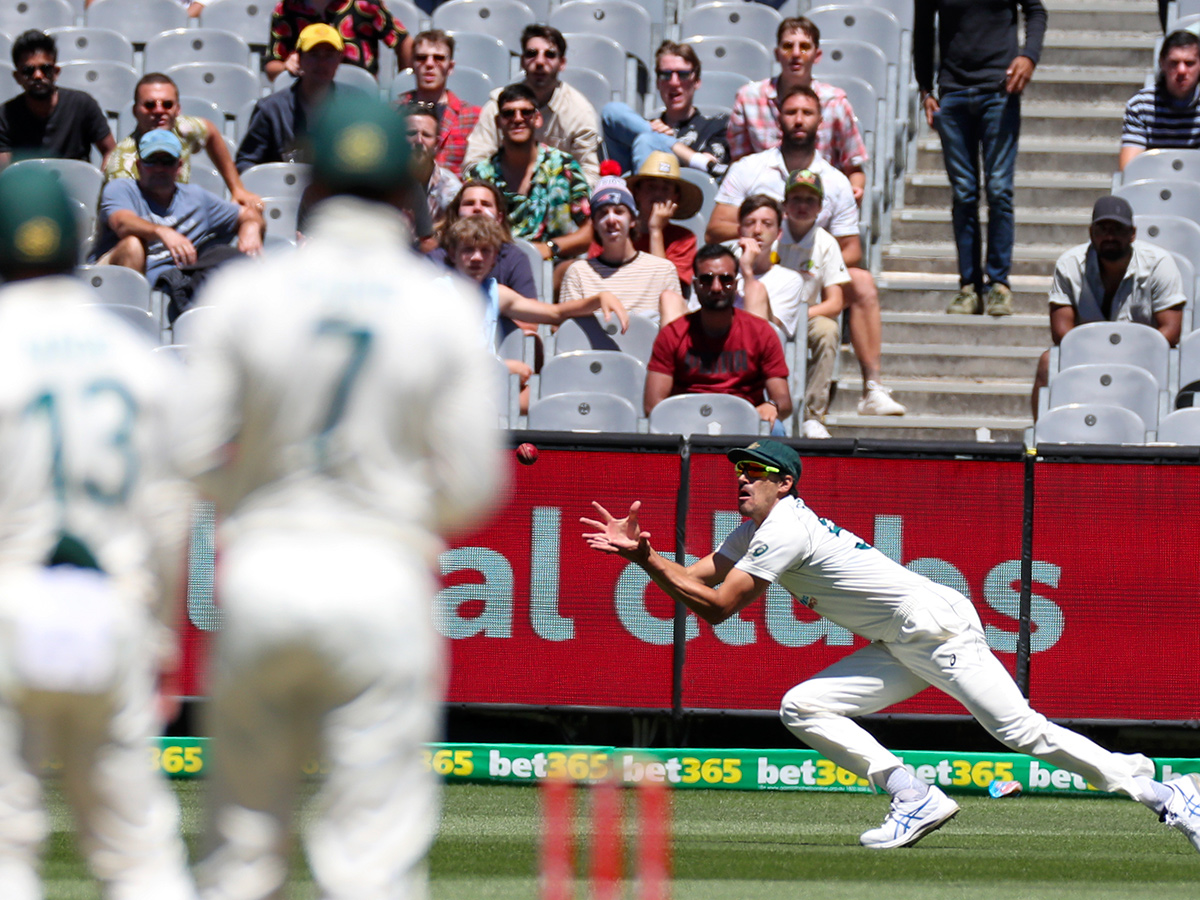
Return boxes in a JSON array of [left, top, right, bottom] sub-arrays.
[[1162, 773, 1200, 852], [859, 786, 960, 849], [858, 381, 906, 416], [802, 418, 831, 439]]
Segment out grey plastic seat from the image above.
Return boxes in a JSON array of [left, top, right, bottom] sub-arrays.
[[1120, 148, 1200, 185], [261, 195, 301, 238], [1156, 408, 1200, 444], [443, 30, 512, 86], [199, 0, 274, 50], [0, 34, 10, 66], [333, 64, 381, 94], [76, 265, 153, 311], [559, 33, 626, 102], [189, 162, 227, 198], [513, 239, 547, 302], [1045, 363, 1162, 432], [552, 312, 659, 364], [680, 2, 782, 51], [86, 0, 189, 45], [166, 62, 261, 118], [550, 0, 653, 71], [240, 163, 311, 199], [527, 391, 639, 432], [0, 0, 74, 34], [443, 66, 494, 109], [648, 393, 765, 436], [559, 68, 613, 118], [145, 28, 253, 73], [692, 70, 752, 113], [46, 26, 134, 65], [677, 167, 718, 224], [1057, 321, 1171, 389], [1116, 180, 1200, 227], [433, 0, 536, 55], [1033, 403, 1148, 446], [5, 158, 103, 210], [808, 5, 903, 65], [172, 305, 218, 345], [388, 0, 426, 34], [1174, 330, 1200, 403], [813, 38, 896, 124], [682, 35, 772, 81], [537, 350, 646, 408], [56, 60, 138, 117], [1134, 214, 1200, 270], [84, 303, 159, 340]]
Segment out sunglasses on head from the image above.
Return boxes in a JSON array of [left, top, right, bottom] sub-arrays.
[[695, 272, 736, 287], [734, 461, 781, 477], [140, 99, 175, 111], [19, 63, 55, 77], [655, 68, 695, 82]]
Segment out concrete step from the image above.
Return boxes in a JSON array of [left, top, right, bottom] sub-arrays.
[[882, 242, 1064, 278], [1037, 0, 1161, 34], [1018, 101, 1126, 140], [877, 311, 1048, 346], [914, 136, 1119, 175], [1023, 65, 1147, 104], [1038, 30, 1157, 69], [891, 206, 1092, 245], [831, 376, 1034, 418], [821, 412, 1029, 443], [878, 272, 1052, 315], [903, 170, 1111, 208], [854, 341, 1046, 378]]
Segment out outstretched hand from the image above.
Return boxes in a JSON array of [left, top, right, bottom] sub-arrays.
[[581, 501, 650, 560]]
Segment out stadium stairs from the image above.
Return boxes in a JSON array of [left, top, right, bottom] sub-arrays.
[[826, 0, 1160, 442]]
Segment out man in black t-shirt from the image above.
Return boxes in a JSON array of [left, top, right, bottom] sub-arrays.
[[0, 30, 114, 169], [601, 41, 729, 180]]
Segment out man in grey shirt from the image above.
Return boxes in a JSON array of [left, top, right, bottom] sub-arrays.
[[1031, 195, 1185, 415]]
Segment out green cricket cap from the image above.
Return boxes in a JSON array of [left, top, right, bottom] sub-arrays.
[[0, 166, 78, 276], [309, 91, 412, 193], [727, 440, 802, 479]]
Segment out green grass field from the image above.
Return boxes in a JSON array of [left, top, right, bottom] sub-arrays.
[[41, 781, 1200, 899]]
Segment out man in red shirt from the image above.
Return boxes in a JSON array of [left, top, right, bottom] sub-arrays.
[[394, 29, 480, 176], [646, 243, 792, 431]]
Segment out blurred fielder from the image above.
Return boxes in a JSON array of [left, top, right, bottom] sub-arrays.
[[0, 169, 196, 898], [178, 94, 504, 900], [584, 440, 1200, 851]]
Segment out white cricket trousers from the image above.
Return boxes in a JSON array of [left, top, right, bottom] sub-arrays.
[[197, 528, 443, 900], [779, 586, 1154, 796]]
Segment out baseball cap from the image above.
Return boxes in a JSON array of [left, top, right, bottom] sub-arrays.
[[309, 92, 412, 193], [297, 23, 345, 53], [784, 168, 823, 200], [626, 151, 703, 219], [1092, 195, 1133, 228], [591, 176, 638, 217], [138, 129, 183, 160], [0, 166, 79, 275], [726, 440, 802, 480]]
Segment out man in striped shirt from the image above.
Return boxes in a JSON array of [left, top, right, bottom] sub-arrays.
[[1120, 29, 1200, 171]]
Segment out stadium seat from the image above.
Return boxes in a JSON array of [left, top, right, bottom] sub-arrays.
[[552, 312, 659, 365], [46, 26, 134, 65], [1044, 363, 1164, 434], [199, 0, 274, 51], [1174, 330, 1200, 405], [1135, 215, 1200, 274], [389, 0, 427, 35], [443, 65, 494, 109], [189, 162, 228, 198], [677, 167, 718, 226], [0, 0, 75, 35], [1115, 180, 1200, 228], [550, 1, 653, 73], [527, 391, 640, 432], [559, 68, 614, 119], [86, 0, 189, 46], [56, 60, 137, 117], [513, 239, 548, 302], [75, 264, 153, 311], [0, 34, 10, 66], [807, 6, 905, 93], [692, 70, 752, 113], [234, 97, 259, 141], [1057, 322, 1171, 389], [145, 29, 254, 74], [490, 354, 518, 428], [648, 393, 766, 436], [172, 305, 218, 344], [537, 350, 646, 408], [180, 94, 223, 124], [680, 2, 782, 51], [261, 195, 301, 238], [240, 162, 311, 199], [1033, 403, 1148, 446], [682, 36, 772, 81], [333, 64, 381, 94], [495, 322, 536, 367], [1119, 148, 1200, 186], [443, 30, 512, 86], [84, 303, 160, 340], [5, 158, 103, 211], [433, 0, 536, 56], [559, 33, 626, 104], [1156, 408, 1200, 444], [165, 62, 261, 118]]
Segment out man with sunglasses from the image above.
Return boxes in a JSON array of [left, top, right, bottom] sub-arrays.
[[105, 72, 260, 211], [583, 440, 1200, 854], [394, 29, 480, 177], [600, 41, 729, 179], [463, 25, 600, 190], [645, 243, 791, 430], [0, 30, 115, 169]]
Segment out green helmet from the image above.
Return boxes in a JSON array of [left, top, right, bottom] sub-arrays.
[[308, 91, 413, 194], [0, 166, 79, 278]]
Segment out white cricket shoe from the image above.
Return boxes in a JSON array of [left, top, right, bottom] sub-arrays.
[[858, 382, 907, 416], [801, 418, 831, 439], [1162, 773, 1200, 852], [860, 786, 960, 850]]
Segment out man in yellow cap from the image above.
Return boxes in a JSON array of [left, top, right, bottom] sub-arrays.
[[266, 0, 412, 81]]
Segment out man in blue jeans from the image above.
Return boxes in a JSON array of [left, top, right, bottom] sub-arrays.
[[914, 0, 1047, 317]]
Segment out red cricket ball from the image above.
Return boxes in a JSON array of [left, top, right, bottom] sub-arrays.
[[516, 442, 539, 465]]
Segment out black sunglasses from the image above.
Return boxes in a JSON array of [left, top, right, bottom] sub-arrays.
[[19, 63, 56, 77], [696, 273, 736, 287]]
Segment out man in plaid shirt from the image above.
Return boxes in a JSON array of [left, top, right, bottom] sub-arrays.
[[727, 16, 868, 204], [396, 30, 480, 176]]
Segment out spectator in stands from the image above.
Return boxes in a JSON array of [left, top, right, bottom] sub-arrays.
[[646, 243, 792, 431], [91, 130, 263, 289], [236, 24, 345, 172], [266, 0, 412, 81], [915, 0, 1046, 317], [406, 101, 461, 227], [709, 86, 905, 417], [463, 84, 593, 263], [394, 29, 480, 177], [560, 175, 682, 323], [1120, 30, 1200, 171], [106, 72, 260, 211], [1031, 195, 1185, 416], [726, 17, 868, 202], [463, 26, 600, 187], [602, 41, 729, 179], [0, 30, 115, 169]]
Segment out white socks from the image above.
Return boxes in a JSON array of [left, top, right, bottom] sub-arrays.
[[883, 766, 930, 803], [1132, 775, 1174, 814]]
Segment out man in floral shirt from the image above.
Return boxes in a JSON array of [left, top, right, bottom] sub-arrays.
[[265, 0, 412, 80], [463, 84, 593, 263], [394, 29, 479, 176], [727, 16, 868, 204]]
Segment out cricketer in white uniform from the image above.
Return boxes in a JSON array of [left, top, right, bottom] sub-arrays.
[[0, 169, 197, 898], [177, 94, 504, 900], [584, 439, 1200, 851]]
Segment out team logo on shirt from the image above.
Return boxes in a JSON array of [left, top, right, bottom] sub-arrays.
[[751, 543, 769, 558]]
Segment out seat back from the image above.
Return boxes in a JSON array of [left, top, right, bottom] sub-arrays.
[[1058, 321, 1170, 388], [0, 0, 75, 35], [691, 69, 753, 112], [443, 29, 513, 85], [552, 312, 659, 364], [83, 303, 159, 340], [527, 391, 639, 432], [5, 158, 103, 210], [538, 350, 646, 407], [1121, 148, 1200, 185], [261, 195, 301, 238], [560, 33, 626, 100], [180, 94, 223, 124], [56, 60, 138, 117], [47, 26, 134, 65], [513, 239, 547, 301], [558, 68, 613, 118], [189, 162, 228, 198], [172, 305, 218, 344], [200, 0, 275, 50], [75, 264, 152, 311], [1134, 214, 1200, 266], [680, 2, 783, 51], [86, 0, 189, 45], [145, 28, 254, 73], [677, 167, 719, 224], [1033, 403, 1147, 445], [444, 66, 494, 108], [551, 1, 653, 70], [240, 163, 311, 199], [1116, 180, 1200, 227], [682, 35, 772, 81], [433, 0, 536, 55], [333, 63, 381, 94], [648, 392, 763, 435], [166, 62, 261, 118], [807, 5, 903, 63], [1046, 363, 1162, 431], [1156, 408, 1200, 444]]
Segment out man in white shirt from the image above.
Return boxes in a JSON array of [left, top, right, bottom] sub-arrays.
[[584, 439, 1200, 855], [707, 86, 904, 417]]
